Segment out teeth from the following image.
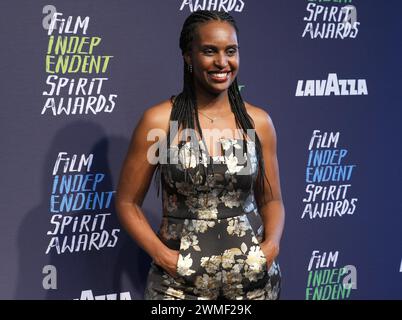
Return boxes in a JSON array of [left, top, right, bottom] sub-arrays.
[[210, 72, 228, 78]]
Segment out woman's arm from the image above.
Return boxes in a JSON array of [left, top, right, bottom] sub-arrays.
[[250, 105, 285, 267], [115, 101, 179, 276]]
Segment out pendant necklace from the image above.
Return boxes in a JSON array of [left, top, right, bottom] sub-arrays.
[[198, 110, 220, 123], [198, 108, 233, 123]]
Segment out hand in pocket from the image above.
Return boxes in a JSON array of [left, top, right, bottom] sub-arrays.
[[259, 240, 279, 270], [155, 247, 181, 278]]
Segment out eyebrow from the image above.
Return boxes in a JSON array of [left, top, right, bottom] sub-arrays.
[[200, 44, 239, 49]]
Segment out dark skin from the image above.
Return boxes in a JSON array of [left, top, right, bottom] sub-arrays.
[[115, 20, 285, 278]]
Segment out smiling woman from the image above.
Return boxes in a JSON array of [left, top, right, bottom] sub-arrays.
[[184, 20, 240, 94], [115, 10, 285, 300]]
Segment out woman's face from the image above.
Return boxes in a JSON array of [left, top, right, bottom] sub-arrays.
[[185, 20, 239, 96]]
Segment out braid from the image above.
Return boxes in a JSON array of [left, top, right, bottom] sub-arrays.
[[228, 77, 272, 208], [153, 10, 272, 208]]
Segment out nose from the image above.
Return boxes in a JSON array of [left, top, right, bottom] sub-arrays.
[[214, 52, 228, 68]]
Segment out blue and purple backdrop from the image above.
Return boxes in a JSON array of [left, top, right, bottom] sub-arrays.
[[0, 0, 401, 299]]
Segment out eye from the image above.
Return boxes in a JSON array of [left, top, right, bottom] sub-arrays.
[[227, 48, 237, 56], [203, 48, 214, 55]]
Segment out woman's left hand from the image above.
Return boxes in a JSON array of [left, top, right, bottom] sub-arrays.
[[259, 240, 280, 270]]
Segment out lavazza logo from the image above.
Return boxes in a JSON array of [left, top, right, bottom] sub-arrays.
[[179, 0, 245, 12], [296, 73, 368, 97]]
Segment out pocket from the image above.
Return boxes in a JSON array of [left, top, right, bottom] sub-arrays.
[[175, 235, 184, 277], [174, 219, 196, 282], [156, 217, 187, 279], [244, 212, 267, 264], [157, 216, 183, 250], [245, 212, 281, 276], [239, 213, 269, 286], [174, 221, 186, 277]]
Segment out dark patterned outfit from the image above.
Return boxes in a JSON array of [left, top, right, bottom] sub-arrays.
[[144, 136, 281, 300]]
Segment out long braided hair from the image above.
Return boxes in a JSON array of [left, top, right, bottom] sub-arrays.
[[153, 10, 272, 208]]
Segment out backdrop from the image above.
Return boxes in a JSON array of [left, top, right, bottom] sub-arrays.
[[0, 0, 401, 300]]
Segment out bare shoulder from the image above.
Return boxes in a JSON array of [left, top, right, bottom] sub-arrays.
[[244, 101, 276, 144], [140, 98, 173, 131]]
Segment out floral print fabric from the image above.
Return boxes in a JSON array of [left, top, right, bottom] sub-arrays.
[[144, 138, 281, 300]]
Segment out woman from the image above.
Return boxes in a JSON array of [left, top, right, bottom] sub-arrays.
[[115, 10, 285, 300]]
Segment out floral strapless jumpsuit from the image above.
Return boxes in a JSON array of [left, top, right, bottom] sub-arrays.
[[144, 136, 281, 300]]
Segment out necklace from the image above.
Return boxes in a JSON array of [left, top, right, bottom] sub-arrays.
[[198, 109, 231, 123]]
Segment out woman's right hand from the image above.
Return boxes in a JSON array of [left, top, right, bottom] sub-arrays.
[[154, 246, 180, 278]]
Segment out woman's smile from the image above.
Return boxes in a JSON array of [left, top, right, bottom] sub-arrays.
[[207, 70, 231, 83]]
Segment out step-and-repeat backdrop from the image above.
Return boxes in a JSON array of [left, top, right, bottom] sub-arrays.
[[1, 0, 401, 299]]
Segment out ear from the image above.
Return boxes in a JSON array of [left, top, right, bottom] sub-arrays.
[[183, 52, 192, 66]]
